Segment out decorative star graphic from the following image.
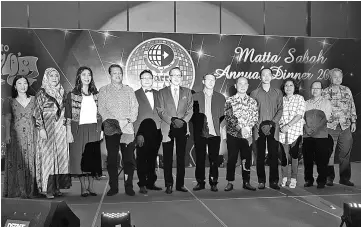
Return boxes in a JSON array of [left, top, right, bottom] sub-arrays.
[[188, 37, 215, 67], [318, 39, 331, 49]]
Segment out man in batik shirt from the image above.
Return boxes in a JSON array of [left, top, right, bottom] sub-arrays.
[[323, 68, 357, 187], [224, 77, 258, 191]]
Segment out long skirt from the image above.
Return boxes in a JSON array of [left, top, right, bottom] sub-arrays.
[[69, 123, 101, 176]]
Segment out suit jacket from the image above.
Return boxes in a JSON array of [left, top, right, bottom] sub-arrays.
[[192, 90, 226, 137], [156, 86, 193, 142], [134, 88, 161, 136]]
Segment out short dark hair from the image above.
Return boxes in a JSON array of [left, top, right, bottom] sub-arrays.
[[108, 64, 123, 75], [259, 67, 273, 77], [12, 75, 31, 98], [280, 78, 300, 96], [203, 73, 216, 80], [169, 67, 181, 76], [139, 69, 153, 79], [311, 80, 323, 89]]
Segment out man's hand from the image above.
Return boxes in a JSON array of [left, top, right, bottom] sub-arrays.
[[241, 127, 250, 138], [351, 123, 356, 133], [136, 135, 145, 147], [172, 119, 184, 128]]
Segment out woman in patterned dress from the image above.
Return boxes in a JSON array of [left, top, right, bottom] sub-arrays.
[[279, 78, 306, 188], [3, 75, 36, 198], [65, 66, 102, 197], [34, 68, 71, 199]]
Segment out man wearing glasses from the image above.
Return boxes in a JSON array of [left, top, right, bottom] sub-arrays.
[[303, 81, 332, 189], [134, 70, 163, 194], [192, 73, 226, 192], [156, 67, 193, 194]]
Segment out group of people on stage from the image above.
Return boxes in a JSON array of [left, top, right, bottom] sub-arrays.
[[2, 64, 357, 199]]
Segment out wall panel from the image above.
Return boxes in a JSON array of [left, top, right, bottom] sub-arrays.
[[28, 1, 78, 29], [1, 1, 28, 28]]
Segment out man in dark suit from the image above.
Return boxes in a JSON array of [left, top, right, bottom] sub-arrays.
[[192, 73, 226, 192], [134, 70, 163, 194], [156, 67, 193, 194]]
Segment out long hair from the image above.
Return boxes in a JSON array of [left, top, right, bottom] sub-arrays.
[[73, 66, 98, 95], [11, 75, 31, 98], [280, 78, 300, 96]]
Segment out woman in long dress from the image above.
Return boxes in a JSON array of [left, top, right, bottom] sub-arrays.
[[3, 75, 36, 198], [65, 66, 102, 197], [34, 68, 71, 199]]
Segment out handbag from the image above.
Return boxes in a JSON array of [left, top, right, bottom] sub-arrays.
[[81, 141, 102, 176], [102, 119, 122, 136]]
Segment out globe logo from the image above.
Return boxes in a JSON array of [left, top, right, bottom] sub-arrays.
[[125, 38, 195, 91], [148, 44, 174, 67]]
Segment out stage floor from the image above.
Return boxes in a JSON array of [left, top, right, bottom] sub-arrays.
[[2, 163, 361, 227]]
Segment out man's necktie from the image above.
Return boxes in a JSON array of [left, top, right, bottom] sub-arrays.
[[145, 89, 152, 93], [173, 88, 179, 109]]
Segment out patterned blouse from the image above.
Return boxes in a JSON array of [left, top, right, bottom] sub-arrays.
[[224, 93, 259, 139], [279, 94, 306, 144], [322, 85, 357, 130]]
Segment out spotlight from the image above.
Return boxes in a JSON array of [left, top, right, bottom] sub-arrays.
[[340, 202, 361, 227], [101, 211, 134, 227]]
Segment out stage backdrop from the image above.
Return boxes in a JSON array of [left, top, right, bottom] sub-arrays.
[[2, 28, 361, 162]]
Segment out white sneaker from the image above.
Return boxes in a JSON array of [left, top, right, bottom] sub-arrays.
[[281, 177, 288, 187], [289, 178, 297, 189]]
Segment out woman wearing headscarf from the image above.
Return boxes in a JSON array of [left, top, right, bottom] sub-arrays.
[[65, 66, 102, 197], [2, 75, 36, 198], [34, 68, 71, 199]]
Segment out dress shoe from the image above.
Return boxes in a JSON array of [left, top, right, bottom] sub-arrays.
[[339, 180, 354, 187], [243, 182, 256, 191], [125, 187, 135, 196], [317, 184, 325, 189], [193, 183, 205, 191], [326, 179, 334, 186], [176, 186, 188, 192], [269, 182, 280, 190], [304, 181, 313, 187], [224, 183, 234, 192], [146, 185, 162, 191], [258, 183, 265, 190], [87, 189, 97, 196], [210, 185, 218, 192], [106, 189, 119, 196], [165, 186, 173, 194], [139, 186, 148, 194]]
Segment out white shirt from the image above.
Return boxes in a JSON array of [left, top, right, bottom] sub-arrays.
[[143, 87, 154, 110], [170, 84, 180, 110], [204, 89, 217, 136], [79, 95, 97, 125]]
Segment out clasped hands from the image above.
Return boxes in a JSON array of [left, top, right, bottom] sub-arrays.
[[171, 118, 184, 128]]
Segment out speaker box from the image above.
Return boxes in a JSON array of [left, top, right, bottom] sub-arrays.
[[1, 198, 80, 227]]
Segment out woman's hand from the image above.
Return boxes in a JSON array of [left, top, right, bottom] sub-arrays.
[[39, 129, 48, 140], [67, 130, 74, 143], [5, 135, 11, 144]]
